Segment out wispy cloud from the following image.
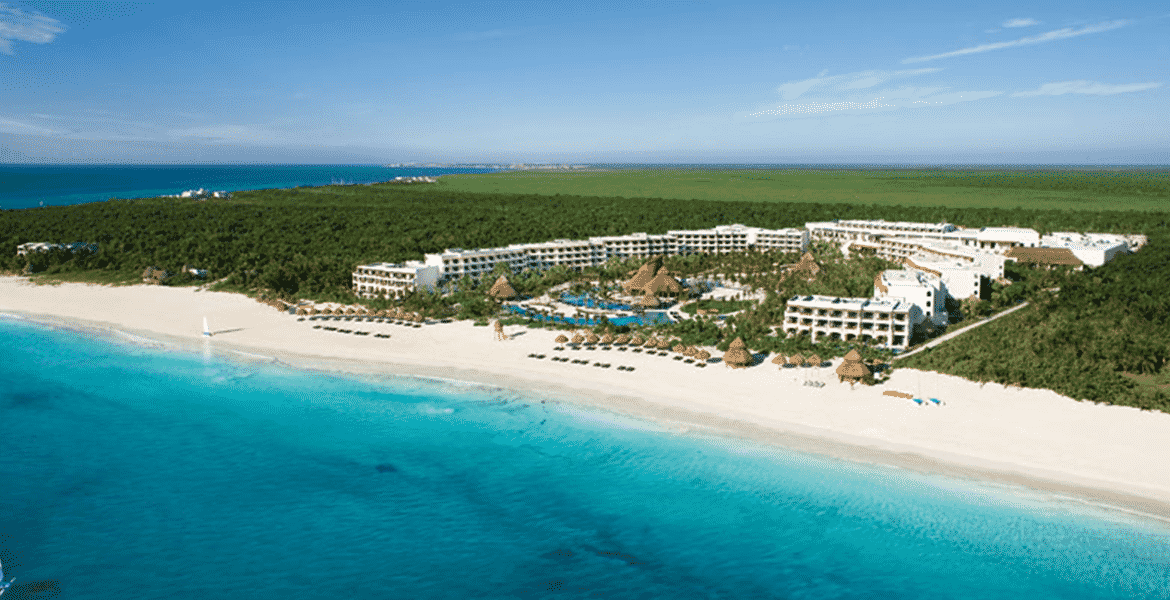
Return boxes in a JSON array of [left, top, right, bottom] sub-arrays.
[[0, 3, 65, 56], [1002, 17, 1039, 28], [168, 125, 277, 143], [775, 68, 942, 100], [749, 87, 1001, 118], [1012, 80, 1162, 97], [453, 28, 522, 42], [0, 115, 61, 135], [903, 19, 1129, 63]]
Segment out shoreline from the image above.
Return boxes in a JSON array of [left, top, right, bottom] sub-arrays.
[[4, 276, 1170, 522]]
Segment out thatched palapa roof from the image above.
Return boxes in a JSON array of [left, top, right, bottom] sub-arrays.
[[836, 349, 871, 382], [807, 353, 823, 367], [555, 334, 569, 344], [722, 337, 753, 368], [787, 353, 805, 366], [488, 276, 518, 300], [600, 333, 614, 344], [771, 354, 786, 365], [621, 256, 664, 293]]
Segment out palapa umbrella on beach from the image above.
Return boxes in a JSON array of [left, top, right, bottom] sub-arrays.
[[807, 353, 824, 368], [571, 332, 586, 345], [696, 350, 711, 362], [787, 353, 805, 367], [722, 337, 753, 369], [771, 354, 786, 365], [629, 335, 645, 346], [555, 334, 569, 344], [586, 332, 600, 345], [614, 334, 630, 345], [836, 349, 872, 384], [672, 344, 686, 354], [600, 333, 615, 345]]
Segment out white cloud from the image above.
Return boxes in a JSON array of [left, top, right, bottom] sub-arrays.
[[1012, 80, 1162, 97], [748, 88, 1001, 118], [0, 115, 60, 135], [775, 68, 942, 100], [903, 20, 1129, 63], [0, 3, 65, 56], [1002, 17, 1039, 28]]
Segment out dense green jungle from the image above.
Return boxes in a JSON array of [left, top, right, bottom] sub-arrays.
[[2, 177, 1168, 412]]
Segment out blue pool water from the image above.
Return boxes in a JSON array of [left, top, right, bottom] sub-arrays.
[[505, 305, 672, 327], [1, 315, 1168, 599], [0, 165, 499, 209]]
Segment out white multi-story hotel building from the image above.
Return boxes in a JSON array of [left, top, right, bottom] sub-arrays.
[[783, 295, 917, 349], [353, 224, 808, 292], [1038, 232, 1129, 267], [353, 261, 441, 299], [874, 269, 948, 327]]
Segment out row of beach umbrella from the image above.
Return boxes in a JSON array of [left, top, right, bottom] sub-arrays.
[[553, 332, 712, 361], [297, 306, 425, 322]]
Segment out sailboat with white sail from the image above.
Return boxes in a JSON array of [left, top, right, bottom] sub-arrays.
[[203, 316, 211, 337], [0, 558, 14, 596]]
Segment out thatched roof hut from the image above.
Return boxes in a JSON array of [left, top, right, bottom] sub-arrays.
[[672, 344, 686, 354], [643, 268, 683, 295], [600, 333, 615, 344], [807, 353, 824, 367], [637, 294, 660, 308], [722, 337, 753, 368], [629, 335, 644, 346], [488, 275, 518, 300], [836, 350, 872, 383], [771, 354, 786, 365], [555, 334, 569, 344], [788, 353, 805, 366], [643, 337, 659, 347], [658, 338, 673, 350], [586, 333, 600, 345], [571, 333, 585, 345], [622, 256, 664, 293], [696, 350, 711, 361]]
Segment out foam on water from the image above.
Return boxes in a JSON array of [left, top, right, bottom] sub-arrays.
[[1, 317, 1168, 599]]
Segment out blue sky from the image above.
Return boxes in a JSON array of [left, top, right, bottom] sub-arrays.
[[0, 0, 1166, 163]]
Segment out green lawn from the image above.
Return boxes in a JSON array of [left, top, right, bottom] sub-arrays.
[[436, 168, 1170, 212]]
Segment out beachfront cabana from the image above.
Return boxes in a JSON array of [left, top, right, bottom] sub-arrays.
[[836, 349, 872, 384], [787, 353, 805, 367], [722, 337, 753, 368], [488, 276, 518, 300], [807, 353, 824, 367], [586, 333, 600, 345], [771, 354, 786, 365], [572, 333, 586, 345], [600, 333, 615, 345], [555, 334, 569, 344]]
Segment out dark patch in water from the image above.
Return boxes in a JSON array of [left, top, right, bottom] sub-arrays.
[[374, 463, 397, 473], [540, 548, 576, 562], [5, 580, 61, 599], [5, 392, 50, 409]]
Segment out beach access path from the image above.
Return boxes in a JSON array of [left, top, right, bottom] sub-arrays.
[[2, 276, 1169, 519], [894, 302, 1031, 361]]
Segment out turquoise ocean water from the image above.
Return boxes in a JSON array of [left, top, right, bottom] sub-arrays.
[[1, 316, 1168, 599], [0, 165, 499, 210]]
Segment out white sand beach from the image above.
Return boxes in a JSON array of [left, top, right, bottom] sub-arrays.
[[4, 275, 1170, 517]]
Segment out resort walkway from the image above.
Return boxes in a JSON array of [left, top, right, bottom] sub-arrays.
[[892, 302, 1030, 361]]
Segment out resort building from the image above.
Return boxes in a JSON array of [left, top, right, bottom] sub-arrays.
[[874, 269, 948, 327], [1038, 232, 1129, 267], [667, 224, 807, 255], [352, 261, 441, 299], [783, 295, 917, 349], [353, 224, 809, 291]]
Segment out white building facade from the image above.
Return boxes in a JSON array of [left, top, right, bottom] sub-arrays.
[[783, 295, 917, 349], [352, 261, 441, 299]]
